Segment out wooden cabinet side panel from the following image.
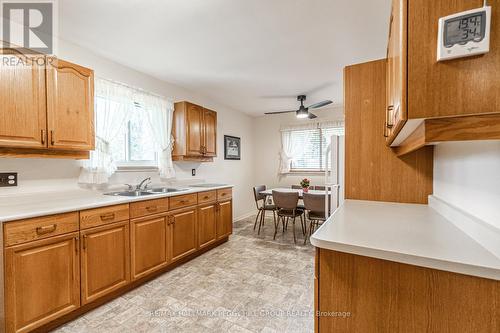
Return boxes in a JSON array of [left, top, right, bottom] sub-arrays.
[[4, 233, 80, 333], [0, 54, 47, 148], [216, 200, 232, 240], [317, 249, 500, 332], [344, 60, 433, 204], [172, 102, 187, 157], [203, 108, 217, 156], [408, 0, 500, 119]]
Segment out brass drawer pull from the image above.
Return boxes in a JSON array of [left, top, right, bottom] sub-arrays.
[[180, 200, 188, 204], [100, 212, 115, 221], [36, 224, 57, 235], [146, 206, 158, 212], [221, 193, 227, 196], [203, 196, 209, 200]]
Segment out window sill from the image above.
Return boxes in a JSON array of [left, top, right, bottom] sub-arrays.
[[285, 170, 330, 175], [115, 165, 159, 173]]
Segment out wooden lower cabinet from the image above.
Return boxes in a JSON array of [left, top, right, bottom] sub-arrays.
[[216, 200, 232, 240], [80, 221, 130, 305], [170, 207, 198, 262], [198, 203, 217, 249], [4, 233, 80, 333], [130, 215, 170, 280], [316, 249, 500, 332]]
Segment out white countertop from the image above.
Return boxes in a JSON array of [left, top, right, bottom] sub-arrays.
[[0, 184, 233, 223], [310, 200, 500, 281]]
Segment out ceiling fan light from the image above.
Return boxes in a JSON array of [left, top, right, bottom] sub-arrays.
[[296, 109, 309, 119]]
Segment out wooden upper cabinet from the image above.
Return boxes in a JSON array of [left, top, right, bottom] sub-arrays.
[[386, 0, 500, 146], [46, 58, 95, 151], [173, 101, 217, 161], [4, 232, 80, 333], [203, 108, 217, 157], [130, 215, 170, 280], [216, 200, 232, 240], [0, 53, 47, 149], [186, 103, 204, 156], [169, 207, 198, 262], [80, 221, 130, 305]]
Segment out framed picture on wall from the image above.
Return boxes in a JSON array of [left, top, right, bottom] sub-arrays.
[[224, 135, 241, 160]]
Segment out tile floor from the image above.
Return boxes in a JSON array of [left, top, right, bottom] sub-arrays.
[[53, 214, 315, 333]]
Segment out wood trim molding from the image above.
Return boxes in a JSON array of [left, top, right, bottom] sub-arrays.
[[395, 113, 500, 156], [0, 147, 90, 159]]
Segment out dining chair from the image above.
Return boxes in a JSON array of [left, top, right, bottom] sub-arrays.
[[291, 185, 302, 189], [302, 192, 327, 244], [253, 185, 277, 235], [272, 190, 305, 244], [313, 185, 326, 191]]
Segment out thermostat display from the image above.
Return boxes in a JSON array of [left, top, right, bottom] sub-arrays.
[[437, 6, 491, 61]]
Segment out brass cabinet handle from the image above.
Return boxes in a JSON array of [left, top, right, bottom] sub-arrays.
[[100, 212, 115, 221], [146, 206, 157, 212], [384, 122, 389, 137], [50, 130, 55, 145], [387, 105, 394, 128], [82, 235, 87, 250], [75, 237, 79, 254], [221, 193, 227, 196], [180, 200, 188, 204], [203, 196, 209, 200], [41, 129, 46, 145], [36, 224, 57, 235]]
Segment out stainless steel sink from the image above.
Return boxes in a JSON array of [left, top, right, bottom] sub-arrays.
[[149, 188, 189, 193], [104, 191, 156, 197]]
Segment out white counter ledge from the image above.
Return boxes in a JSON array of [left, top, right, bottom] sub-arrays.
[[0, 184, 233, 223], [310, 199, 500, 281]]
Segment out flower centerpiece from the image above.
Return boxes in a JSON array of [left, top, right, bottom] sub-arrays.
[[300, 178, 311, 192]]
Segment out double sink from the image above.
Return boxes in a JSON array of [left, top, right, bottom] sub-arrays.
[[105, 187, 189, 197]]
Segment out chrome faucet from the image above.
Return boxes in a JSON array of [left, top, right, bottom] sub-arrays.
[[137, 177, 152, 191], [124, 177, 152, 192]]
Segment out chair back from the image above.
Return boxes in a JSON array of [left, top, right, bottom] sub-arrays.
[[272, 191, 299, 210], [253, 185, 267, 208], [303, 192, 326, 215], [291, 185, 302, 189], [313, 185, 326, 191]]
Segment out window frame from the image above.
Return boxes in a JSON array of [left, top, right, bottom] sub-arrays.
[[288, 127, 343, 173]]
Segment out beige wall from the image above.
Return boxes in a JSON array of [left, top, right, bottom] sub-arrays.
[[252, 106, 344, 189]]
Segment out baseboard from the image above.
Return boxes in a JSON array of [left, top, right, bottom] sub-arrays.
[[234, 210, 256, 222], [429, 195, 500, 258]]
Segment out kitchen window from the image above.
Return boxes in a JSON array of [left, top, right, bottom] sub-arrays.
[[279, 122, 344, 174]]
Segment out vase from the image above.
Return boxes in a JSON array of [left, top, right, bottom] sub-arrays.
[[303, 187, 309, 193]]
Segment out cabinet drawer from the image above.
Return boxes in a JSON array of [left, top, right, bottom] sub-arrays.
[[169, 193, 198, 210], [130, 198, 169, 218], [217, 188, 232, 201], [80, 204, 129, 229], [4, 212, 79, 247], [198, 190, 216, 204]]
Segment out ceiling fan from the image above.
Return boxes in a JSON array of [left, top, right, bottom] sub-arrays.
[[264, 95, 333, 119]]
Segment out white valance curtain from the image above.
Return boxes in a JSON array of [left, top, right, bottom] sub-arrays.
[[278, 120, 344, 174], [79, 78, 175, 184]]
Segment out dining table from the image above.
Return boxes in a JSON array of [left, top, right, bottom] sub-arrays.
[[260, 188, 331, 198]]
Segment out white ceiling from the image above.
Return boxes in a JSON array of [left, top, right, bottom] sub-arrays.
[[59, 0, 391, 116]]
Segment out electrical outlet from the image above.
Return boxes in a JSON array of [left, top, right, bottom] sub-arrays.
[[0, 172, 17, 187], [191, 169, 196, 176]]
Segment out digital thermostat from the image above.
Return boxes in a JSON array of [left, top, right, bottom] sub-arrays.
[[437, 6, 491, 61]]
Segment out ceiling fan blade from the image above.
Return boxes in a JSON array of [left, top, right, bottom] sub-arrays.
[[308, 113, 318, 119], [307, 100, 333, 109], [264, 110, 297, 115]]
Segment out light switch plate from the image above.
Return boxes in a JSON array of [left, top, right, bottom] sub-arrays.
[[192, 169, 196, 176], [0, 172, 17, 187]]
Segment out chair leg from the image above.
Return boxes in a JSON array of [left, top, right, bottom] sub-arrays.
[[292, 216, 297, 244], [281, 216, 286, 233], [253, 209, 261, 230], [303, 219, 309, 245], [258, 209, 266, 235], [273, 212, 278, 240]]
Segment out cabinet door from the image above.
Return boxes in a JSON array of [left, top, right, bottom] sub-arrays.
[[46, 58, 94, 151], [170, 207, 198, 262], [216, 200, 233, 240], [0, 53, 47, 148], [386, 0, 407, 143], [131, 216, 169, 280], [4, 233, 80, 333], [186, 103, 203, 156], [80, 221, 130, 305], [202, 108, 217, 156], [197, 203, 217, 249]]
